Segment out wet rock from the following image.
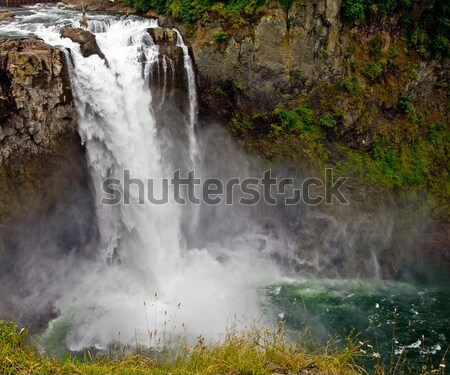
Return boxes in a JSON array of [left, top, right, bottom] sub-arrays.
[[148, 27, 180, 60], [0, 11, 14, 20], [61, 26, 107, 61], [146, 27, 186, 100], [0, 38, 79, 222], [148, 27, 177, 46]]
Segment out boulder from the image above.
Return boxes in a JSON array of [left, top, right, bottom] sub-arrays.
[[0, 11, 14, 20], [61, 26, 107, 61]]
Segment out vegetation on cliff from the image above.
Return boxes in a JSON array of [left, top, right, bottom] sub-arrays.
[[230, 29, 449, 218], [182, 0, 447, 219], [342, 0, 449, 58], [123, 0, 267, 27], [124, 0, 448, 58]]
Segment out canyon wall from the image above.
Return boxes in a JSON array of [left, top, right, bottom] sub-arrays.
[[0, 38, 87, 224]]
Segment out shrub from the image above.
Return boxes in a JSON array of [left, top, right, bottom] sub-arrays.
[[338, 76, 360, 95], [273, 108, 301, 131], [398, 91, 416, 113], [370, 34, 383, 58], [362, 62, 383, 80], [231, 118, 253, 131], [432, 35, 450, 57], [319, 48, 330, 59], [342, 0, 365, 19], [271, 103, 314, 135], [213, 31, 228, 41], [387, 46, 399, 61], [318, 113, 337, 128]]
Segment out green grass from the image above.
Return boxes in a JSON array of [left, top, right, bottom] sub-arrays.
[[2, 317, 448, 375], [0, 320, 366, 375]]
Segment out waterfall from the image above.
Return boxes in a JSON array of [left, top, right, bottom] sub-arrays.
[[2, 9, 449, 364], [174, 28, 199, 163], [0, 9, 279, 351], [71, 19, 183, 272]]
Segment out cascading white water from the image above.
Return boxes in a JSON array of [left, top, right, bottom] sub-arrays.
[[0, 9, 280, 350], [174, 29, 199, 163]]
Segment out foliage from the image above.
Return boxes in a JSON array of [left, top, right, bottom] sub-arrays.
[[271, 103, 316, 141], [362, 62, 383, 80], [122, 0, 449, 58], [265, 103, 329, 160], [273, 103, 313, 132], [342, 0, 450, 58], [229, 68, 449, 216], [318, 113, 337, 128], [213, 31, 228, 41], [370, 34, 382, 58], [123, 0, 268, 26], [335, 121, 449, 212], [337, 76, 361, 96], [319, 48, 331, 59], [231, 117, 253, 130], [342, 0, 365, 20], [387, 46, 400, 64], [398, 91, 416, 113]]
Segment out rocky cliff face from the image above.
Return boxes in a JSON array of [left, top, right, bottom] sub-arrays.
[[187, 1, 449, 130], [0, 38, 85, 223], [0, 39, 75, 163], [189, 0, 343, 119], [0, 38, 97, 328], [147, 27, 187, 108], [0, 26, 194, 233], [53, 0, 344, 119]]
